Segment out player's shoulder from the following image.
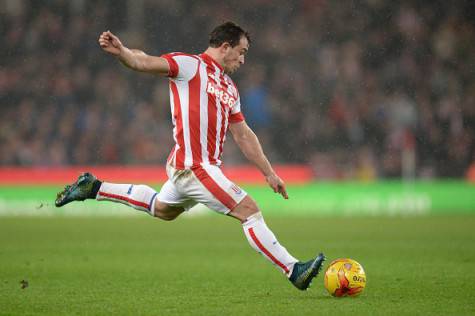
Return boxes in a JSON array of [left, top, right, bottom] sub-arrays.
[[163, 52, 200, 61]]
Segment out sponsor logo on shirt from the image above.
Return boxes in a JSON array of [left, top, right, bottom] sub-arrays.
[[207, 82, 236, 108]]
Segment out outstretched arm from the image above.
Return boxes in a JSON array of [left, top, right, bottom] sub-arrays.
[[229, 121, 288, 199], [98, 31, 169, 75]]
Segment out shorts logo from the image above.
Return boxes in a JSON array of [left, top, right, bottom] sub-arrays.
[[230, 184, 242, 195]]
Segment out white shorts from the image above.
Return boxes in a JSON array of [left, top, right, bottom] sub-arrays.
[[157, 163, 247, 214]]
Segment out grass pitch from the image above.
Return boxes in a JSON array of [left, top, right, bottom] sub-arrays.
[[1, 214, 475, 315]]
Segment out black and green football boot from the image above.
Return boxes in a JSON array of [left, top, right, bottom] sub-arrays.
[[55, 172, 101, 207], [289, 252, 326, 290]]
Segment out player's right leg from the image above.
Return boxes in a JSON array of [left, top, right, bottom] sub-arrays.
[[55, 172, 186, 220], [187, 164, 326, 290], [230, 197, 325, 290]]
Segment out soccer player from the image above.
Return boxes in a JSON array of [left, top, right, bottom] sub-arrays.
[[55, 22, 325, 290]]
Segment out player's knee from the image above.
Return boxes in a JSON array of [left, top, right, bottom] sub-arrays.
[[154, 211, 178, 221], [154, 207, 180, 221], [241, 197, 259, 215], [153, 201, 183, 221], [229, 195, 259, 222]]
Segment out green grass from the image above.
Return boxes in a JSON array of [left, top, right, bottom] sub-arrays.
[[1, 215, 475, 315], [2, 182, 475, 216]]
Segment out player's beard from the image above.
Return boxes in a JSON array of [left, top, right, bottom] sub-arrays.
[[225, 64, 239, 74]]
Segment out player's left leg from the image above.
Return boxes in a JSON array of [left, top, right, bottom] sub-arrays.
[[96, 180, 188, 220], [55, 172, 157, 214]]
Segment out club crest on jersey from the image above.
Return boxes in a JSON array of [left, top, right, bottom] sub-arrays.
[[230, 184, 242, 195], [207, 82, 236, 108]]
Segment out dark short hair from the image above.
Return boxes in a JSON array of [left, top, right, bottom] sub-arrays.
[[209, 21, 251, 48]]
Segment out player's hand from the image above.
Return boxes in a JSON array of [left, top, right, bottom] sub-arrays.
[[98, 31, 123, 56], [265, 173, 288, 199]]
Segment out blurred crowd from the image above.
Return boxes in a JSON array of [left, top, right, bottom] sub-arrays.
[[1, 0, 475, 179]]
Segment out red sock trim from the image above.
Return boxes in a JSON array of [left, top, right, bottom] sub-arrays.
[[98, 191, 149, 209], [248, 227, 289, 274]]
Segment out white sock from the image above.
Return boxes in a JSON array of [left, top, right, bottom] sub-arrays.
[[96, 182, 157, 216], [242, 212, 298, 277]]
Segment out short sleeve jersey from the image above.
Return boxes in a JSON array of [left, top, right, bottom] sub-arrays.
[[160, 52, 245, 169]]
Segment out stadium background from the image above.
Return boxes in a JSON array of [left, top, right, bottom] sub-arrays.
[[1, 1, 475, 315], [1, 0, 475, 175], [1, 0, 474, 215]]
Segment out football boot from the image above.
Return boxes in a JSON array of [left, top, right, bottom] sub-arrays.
[[55, 172, 99, 207], [289, 252, 326, 290]]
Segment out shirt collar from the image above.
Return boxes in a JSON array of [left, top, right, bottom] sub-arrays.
[[200, 53, 224, 72]]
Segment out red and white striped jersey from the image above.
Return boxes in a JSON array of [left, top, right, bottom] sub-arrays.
[[160, 52, 245, 170]]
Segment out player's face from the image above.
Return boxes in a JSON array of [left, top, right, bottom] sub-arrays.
[[223, 37, 249, 74]]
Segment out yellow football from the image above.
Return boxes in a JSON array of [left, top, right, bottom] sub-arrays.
[[324, 258, 366, 297]]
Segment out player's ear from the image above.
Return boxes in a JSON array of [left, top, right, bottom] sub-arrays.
[[221, 42, 232, 53]]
